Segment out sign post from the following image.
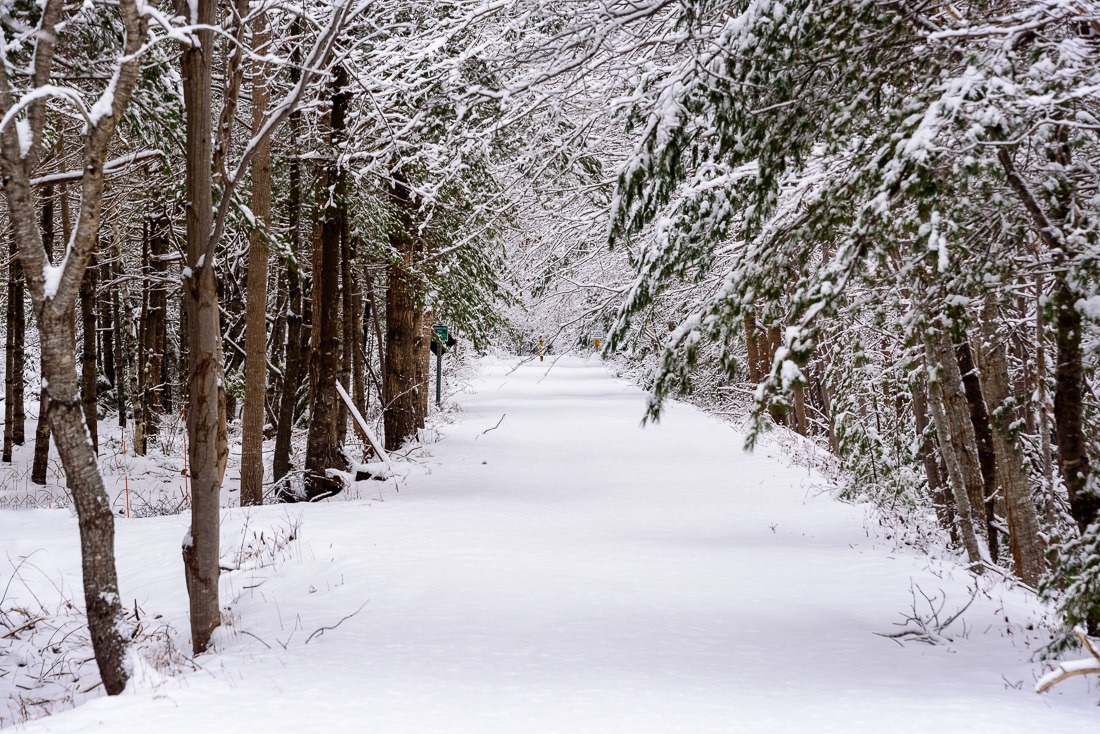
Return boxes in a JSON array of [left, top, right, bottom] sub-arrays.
[[432, 325, 450, 405]]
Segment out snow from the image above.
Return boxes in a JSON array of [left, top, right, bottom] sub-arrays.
[[87, 73, 117, 127], [3, 356, 1098, 731], [42, 263, 62, 299]]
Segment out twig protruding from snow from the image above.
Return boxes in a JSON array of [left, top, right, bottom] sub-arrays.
[[304, 602, 369, 645], [475, 414, 506, 441]]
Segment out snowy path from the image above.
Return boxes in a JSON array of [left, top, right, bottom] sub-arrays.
[[11, 356, 1098, 731]]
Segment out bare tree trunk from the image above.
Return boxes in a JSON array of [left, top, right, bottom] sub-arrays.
[[1051, 278, 1097, 533], [142, 216, 168, 442], [98, 258, 115, 390], [240, 12, 271, 507], [912, 372, 956, 538], [744, 314, 761, 384], [111, 231, 130, 429], [955, 338, 998, 563], [31, 188, 56, 484], [383, 172, 425, 452], [80, 253, 98, 454], [304, 66, 350, 499], [792, 383, 808, 436], [121, 267, 143, 455], [273, 22, 305, 500], [273, 200, 303, 496], [336, 223, 353, 447], [349, 240, 366, 423], [0, 0, 147, 693], [765, 323, 785, 425], [180, 0, 222, 655], [924, 328, 984, 571], [417, 310, 432, 427], [4, 235, 15, 463], [1035, 273, 1055, 527], [975, 301, 1045, 586], [11, 237, 24, 447]]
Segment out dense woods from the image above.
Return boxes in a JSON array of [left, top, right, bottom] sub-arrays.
[[0, 0, 1098, 698]]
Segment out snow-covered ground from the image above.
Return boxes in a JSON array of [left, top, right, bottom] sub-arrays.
[[2, 355, 1097, 731]]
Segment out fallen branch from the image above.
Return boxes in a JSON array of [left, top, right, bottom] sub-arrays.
[[335, 381, 390, 467], [875, 581, 977, 645], [1, 616, 45, 639], [1036, 627, 1100, 693]]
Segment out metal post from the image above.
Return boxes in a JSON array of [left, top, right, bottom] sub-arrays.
[[435, 348, 443, 405]]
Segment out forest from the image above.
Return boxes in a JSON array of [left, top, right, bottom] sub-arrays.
[[1, 0, 1099, 721]]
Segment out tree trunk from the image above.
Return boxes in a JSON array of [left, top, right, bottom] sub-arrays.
[[336, 222, 353, 447], [349, 239, 366, 423], [304, 66, 350, 499], [0, 0, 148, 692], [273, 213, 303, 496], [240, 13, 271, 507], [98, 258, 115, 390], [417, 310, 432, 427], [42, 315, 129, 693], [766, 323, 785, 425], [80, 253, 98, 454], [180, 0, 222, 655], [4, 235, 16, 463], [140, 217, 168, 443], [121, 269, 143, 455], [955, 338, 997, 563], [974, 300, 1045, 586], [1035, 273, 1055, 527], [31, 187, 56, 484], [111, 232, 130, 430], [1051, 278, 1097, 533], [383, 172, 426, 452], [744, 314, 761, 384], [924, 328, 984, 571], [912, 370, 956, 538], [11, 237, 25, 447]]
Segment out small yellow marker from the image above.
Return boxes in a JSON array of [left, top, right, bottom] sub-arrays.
[[539, 336, 544, 362], [594, 338, 601, 349]]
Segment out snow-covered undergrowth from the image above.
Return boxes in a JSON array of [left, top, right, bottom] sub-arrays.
[[2, 356, 1097, 732]]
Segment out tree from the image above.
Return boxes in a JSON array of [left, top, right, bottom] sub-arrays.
[[177, 0, 359, 651], [0, 0, 149, 694]]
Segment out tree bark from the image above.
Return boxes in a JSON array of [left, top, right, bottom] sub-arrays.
[[417, 310, 432, 427], [3, 236, 13, 463], [955, 337, 997, 563], [912, 370, 956, 538], [179, 0, 222, 655], [12, 236, 25, 447], [0, 0, 146, 694], [974, 301, 1045, 586], [31, 187, 56, 484], [924, 328, 984, 571], [1035, 273, 1056, 527], [138, 217, 167, 447], [336, 221, 353, 447], [304, 66, 350, 498], [240, 12, 271, 507], [80, 253, 98, 454], [1051, 278, 1097, 533], [383, 172, 426, 452], [110, 231, 130, 430], [273, 194, 303, 497]]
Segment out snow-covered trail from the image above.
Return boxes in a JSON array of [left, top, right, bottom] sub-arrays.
[[13, 356, 1098, 731]]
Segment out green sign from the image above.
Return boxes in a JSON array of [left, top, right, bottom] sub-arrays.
[[433, 325, 450, 342]]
